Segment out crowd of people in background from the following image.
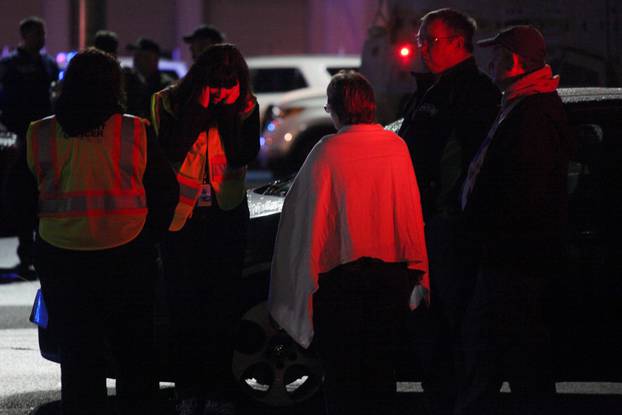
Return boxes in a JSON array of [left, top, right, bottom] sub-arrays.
[[0, 7, 574, 415]]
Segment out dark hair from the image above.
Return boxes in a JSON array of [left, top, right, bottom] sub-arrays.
[[19, 16, 44, 37], [93, 30, 119, 55], [421, 8, 477, 52], [327, 70, 376, 125], [55, 48, 125, 137], [172, 43, 250, 115]]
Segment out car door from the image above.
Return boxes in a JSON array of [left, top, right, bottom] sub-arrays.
[[550, 99, 622, 381]]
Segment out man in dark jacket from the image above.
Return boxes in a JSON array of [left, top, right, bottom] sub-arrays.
[[0, 16, 59, 278], [457, 26, 575, 415], [0, 17, 58, 141], [124, 38, 174, 119], [397, 8, 500, 415]]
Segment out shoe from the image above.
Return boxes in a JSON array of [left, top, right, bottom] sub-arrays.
[[176, 397, 205, 415], [203, 399, 236, 415]]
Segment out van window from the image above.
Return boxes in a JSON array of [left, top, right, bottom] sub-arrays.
[[250, 68, 308, 93]]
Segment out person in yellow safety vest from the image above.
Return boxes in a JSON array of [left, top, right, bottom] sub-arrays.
[[151, 43, 259, 415], [6, 48, 178, 415]]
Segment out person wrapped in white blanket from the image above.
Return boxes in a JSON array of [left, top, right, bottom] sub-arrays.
[[269, 70, 429, 415]]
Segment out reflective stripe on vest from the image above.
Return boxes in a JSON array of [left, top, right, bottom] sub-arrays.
[[207, 129, 246, 211], [168, 130, 208, 231], [152, 89, 253, 231], [27, 114, 148, 250]]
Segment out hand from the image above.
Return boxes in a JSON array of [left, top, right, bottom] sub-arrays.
[[198, 86, 210, 108], [209, 82, 240, 105]]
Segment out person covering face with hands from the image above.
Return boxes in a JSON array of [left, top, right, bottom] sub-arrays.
[[151, 43, 259, 415], [198, 82, 240, 107]]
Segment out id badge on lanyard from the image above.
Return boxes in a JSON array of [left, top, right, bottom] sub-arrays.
[[197, 177, 212, 207]]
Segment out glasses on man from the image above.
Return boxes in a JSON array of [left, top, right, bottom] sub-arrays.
[[416, 34, 458, 47]]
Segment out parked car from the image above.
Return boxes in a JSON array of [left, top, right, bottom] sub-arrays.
[[247, 55, 360, 174], [258, 87, 334, 175], [32, 88, 622, 407], [247, 54, 360, 125]]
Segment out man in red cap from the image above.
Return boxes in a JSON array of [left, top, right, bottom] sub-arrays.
[[457, 25, 576, 415]]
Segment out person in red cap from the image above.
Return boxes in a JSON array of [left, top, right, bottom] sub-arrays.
[[457, 25, 576, 415]]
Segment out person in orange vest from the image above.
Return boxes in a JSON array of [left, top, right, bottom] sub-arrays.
[[151, 43, 259, 415], [6, 48, 178, 415]]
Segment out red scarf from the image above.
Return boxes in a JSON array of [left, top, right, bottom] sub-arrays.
[[503, 64, 560, 104]]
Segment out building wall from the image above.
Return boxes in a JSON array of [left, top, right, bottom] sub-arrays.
[[305, 0, 376, 55], [205, 0, 308, 56], [107, 0, 177, 57]]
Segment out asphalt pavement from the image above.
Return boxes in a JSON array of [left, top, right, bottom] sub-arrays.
[[2, 176, 622, 415]]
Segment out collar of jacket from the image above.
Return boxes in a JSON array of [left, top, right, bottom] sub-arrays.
[[337, 123, 384, 134], [15, 46, 42, 62], [502, 64, 560, 104], [435, 56, 479, 84]]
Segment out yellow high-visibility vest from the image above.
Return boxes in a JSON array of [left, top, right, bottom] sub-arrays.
[[151, 88, 254, 231], [27, 114, 148, 250]]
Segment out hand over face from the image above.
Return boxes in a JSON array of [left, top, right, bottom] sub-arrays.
[[198, 82, 240, 108]]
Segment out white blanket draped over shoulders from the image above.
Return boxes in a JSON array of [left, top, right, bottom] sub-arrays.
[[268, 123, 429, 348]]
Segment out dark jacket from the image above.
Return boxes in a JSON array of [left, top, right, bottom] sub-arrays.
[[463, 92, 575, 270], [4, 121, 178, 244], [398, 57, 500, 219], [124, 68, 174, 119], [0, 48, 59, 140]]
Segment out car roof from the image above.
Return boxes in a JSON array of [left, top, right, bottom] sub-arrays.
[[384, 87, 622, 134], [246, 55, 360, 68], [558, 87, 622, 103]]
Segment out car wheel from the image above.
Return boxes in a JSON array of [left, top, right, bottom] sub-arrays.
[[232, 302, 324, 407]]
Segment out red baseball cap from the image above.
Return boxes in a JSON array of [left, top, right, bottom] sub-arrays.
[[477, 25, 546, 67]]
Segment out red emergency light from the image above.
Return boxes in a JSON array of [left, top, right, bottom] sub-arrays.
[[398, 44, 413, 58]]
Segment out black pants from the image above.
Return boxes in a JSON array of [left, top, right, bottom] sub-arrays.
[[411, 215, 478, 415], [312, 257, 415, 415], [35, 234, 158, 415], [456, 264, 556, 415], [17, 226, 34, 267], [161, 200, 249, 399]]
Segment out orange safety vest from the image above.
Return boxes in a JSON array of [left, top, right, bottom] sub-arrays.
[[26, 114, 148, 250], [151, 88, 254, 232]]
